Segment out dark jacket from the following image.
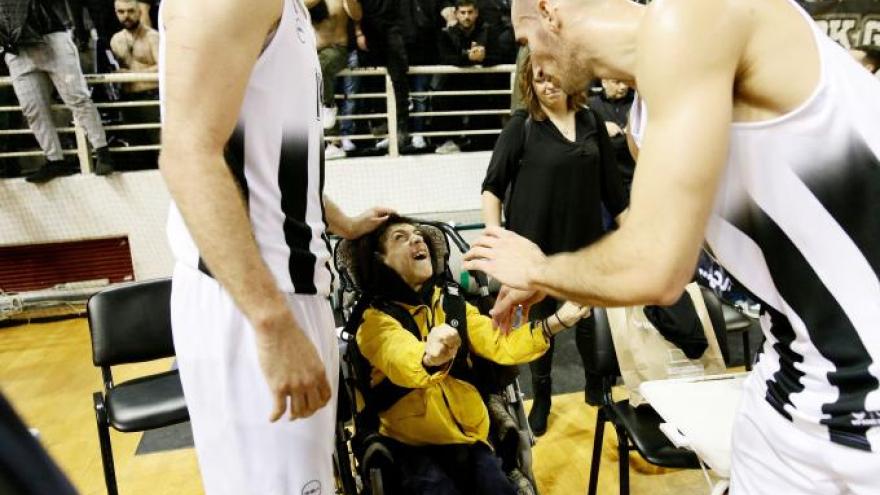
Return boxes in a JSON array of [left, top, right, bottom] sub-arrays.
[[438, 20, 491, 66], [0, 0, 70, 53]]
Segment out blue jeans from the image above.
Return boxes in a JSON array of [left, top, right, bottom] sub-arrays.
[[409, 74, 431, 133], [340, 50, 360, 139]]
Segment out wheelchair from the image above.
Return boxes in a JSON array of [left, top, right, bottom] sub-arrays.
[[331, 220, 540, 495]]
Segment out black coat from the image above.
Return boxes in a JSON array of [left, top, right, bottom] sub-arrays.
[[0, 0, 69, 53]]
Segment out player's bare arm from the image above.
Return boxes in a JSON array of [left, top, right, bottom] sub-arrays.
[[466, 0, 747, 308], [160, 0, 331, 422]]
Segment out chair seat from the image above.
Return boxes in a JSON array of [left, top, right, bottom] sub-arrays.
[[722, 304, 752, 332], [105, 370, 188, 432], [609, 401, 700, 469]]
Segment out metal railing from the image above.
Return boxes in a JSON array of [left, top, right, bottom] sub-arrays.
[[0, 64, 516, 173]]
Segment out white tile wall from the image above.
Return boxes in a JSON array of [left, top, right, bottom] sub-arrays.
[[0, 151, 491, 281]]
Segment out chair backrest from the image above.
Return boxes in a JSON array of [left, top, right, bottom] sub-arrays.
[[586, 307, 621, 377], [588, 288, 730, 378], [699, 287, 730, 365], [87, 278, 175, 367]]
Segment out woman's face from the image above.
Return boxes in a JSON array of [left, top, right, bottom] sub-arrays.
[[532, 65, 566, 110]]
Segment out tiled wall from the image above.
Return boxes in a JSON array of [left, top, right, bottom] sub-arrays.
[[0, 152, 490, 283]]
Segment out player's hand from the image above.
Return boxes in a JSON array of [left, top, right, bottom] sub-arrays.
[[254, 313, 331, 421], [423, 324, 461, 367], [491, 286, 546, 333], [345, 206, 396, 239], [463, 226, 547, 290]]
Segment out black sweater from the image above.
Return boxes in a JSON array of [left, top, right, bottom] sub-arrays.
[[482, 109, 629, 256]]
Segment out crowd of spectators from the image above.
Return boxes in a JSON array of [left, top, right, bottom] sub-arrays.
[[318, 0, 518, 158], [6, 0, 874, 180], [0, 0, 638, 181], [0, 0, 160, 181]]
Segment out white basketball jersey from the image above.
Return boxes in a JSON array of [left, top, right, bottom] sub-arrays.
[[160, 0, 332, 296], [630, 0, 880, 451]]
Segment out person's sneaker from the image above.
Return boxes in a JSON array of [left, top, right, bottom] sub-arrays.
[[507, 468, 536, 495], [325, 143, 346, 160], [435, 139, 460, 154], [25, 159, 78, 184], [411, 135, 427, 149], [375, 138, 390, 150], [94, 147, 116, 176], [341, 138, 357, 152], [322, 106, 338, 130]]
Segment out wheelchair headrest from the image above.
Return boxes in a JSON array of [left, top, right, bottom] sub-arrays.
[[334, 219, 450, 294]]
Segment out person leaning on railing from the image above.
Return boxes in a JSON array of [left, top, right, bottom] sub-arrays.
[[0, 0, 116, 182]]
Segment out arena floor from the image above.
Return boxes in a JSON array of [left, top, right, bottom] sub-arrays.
[[0, 318, 733, 494]]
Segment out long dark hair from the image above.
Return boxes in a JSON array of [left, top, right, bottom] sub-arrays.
[[519, 53, 587, 121]]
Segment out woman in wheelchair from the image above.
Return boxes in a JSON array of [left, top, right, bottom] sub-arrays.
[[346, 216, 588, 494]]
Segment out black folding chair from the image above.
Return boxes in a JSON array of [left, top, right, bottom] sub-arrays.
[[586, 288, 727, 495], [87, 278, 188, 495]]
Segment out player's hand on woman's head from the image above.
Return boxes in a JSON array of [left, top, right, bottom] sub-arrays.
[[254, 313, 332, 422], [345, 206, 396, 239]]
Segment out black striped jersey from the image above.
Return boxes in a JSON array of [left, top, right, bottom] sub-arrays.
[[630, 1, 880, 451], [160, 0, 332, 296]]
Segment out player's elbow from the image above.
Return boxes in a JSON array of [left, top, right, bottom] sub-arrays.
[[642, 263, 691, 306]]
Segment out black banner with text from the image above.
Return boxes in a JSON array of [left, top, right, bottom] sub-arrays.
[[799, 0, 880, 48]]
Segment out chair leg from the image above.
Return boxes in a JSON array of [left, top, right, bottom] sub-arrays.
[[616, 426, 630, 495], [93, 392, 118, 495], [587, 408, 605, 495]]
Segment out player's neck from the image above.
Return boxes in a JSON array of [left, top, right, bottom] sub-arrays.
[[581, 0, 642, 86]]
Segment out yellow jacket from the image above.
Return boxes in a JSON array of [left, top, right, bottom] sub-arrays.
[[356, 286, 549, 447]]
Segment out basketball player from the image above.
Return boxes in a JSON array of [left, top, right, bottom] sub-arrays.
[[160, 0, 392, 493], [464, 0, 880, 492]]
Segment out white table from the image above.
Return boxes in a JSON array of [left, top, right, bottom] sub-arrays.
[[639, 373, 747, 491]]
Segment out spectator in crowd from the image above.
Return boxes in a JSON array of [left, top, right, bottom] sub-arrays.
[[481, 55, 628, 435], [67, 0, 117, 82], [0, 0, 114, 183], [110, 0, 160, 166], [589, 78, 636, 190], [850, 45, 880, 79], [343, 0, 414, 150], [310, 0, 351, 159], [110, 0, 159, 95], [350, 215, 588, 494], [401, 0, 443, 151], [434, 0, 494, 154]]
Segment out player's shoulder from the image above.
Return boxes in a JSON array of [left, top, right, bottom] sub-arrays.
[[636, 0, 750, 72], [639, 0, 751, 44]]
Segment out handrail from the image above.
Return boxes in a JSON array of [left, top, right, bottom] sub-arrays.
[[0, 64, 517, 173]]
